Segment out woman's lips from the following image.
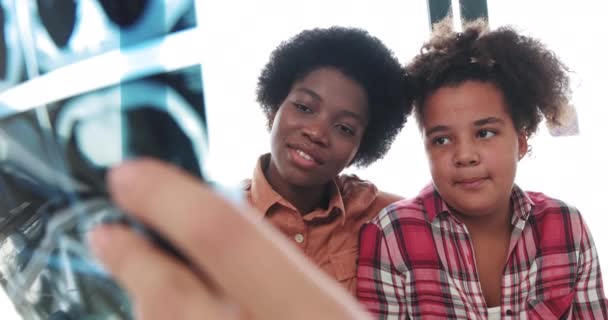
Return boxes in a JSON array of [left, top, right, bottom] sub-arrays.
[[288, 147, 322, 169]]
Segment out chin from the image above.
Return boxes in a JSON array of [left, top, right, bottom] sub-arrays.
[[283, 174, 323, 188], [450, 202, 494, 217]]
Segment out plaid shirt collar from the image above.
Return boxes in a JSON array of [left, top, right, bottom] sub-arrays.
[[419, 183, 534, 225]]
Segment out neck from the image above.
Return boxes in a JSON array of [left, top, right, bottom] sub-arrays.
[[263, 158, 330, 214], [453, 202, 513, 236]]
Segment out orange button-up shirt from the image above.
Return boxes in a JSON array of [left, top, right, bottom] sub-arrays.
[[244, 154, 402, 295]]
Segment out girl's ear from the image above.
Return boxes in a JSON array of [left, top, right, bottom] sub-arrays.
[[517, 131, 528, 160]]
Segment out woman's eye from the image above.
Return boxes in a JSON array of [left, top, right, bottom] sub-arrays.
[[337, 124, 355, 136], [432, 136, 450, 145], [293, 103, 311, 113]]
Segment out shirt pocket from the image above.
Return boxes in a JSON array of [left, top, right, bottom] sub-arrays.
[[329, 246, 358, 282], [526, 291, 575, 318]]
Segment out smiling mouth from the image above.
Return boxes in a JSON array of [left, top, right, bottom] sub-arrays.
[[295, 149, 315, 161], [288, 147, 322, 168]]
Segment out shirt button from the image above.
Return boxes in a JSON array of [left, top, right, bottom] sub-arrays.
[[506, 309, 513, 316], [294, 233, 305, 244]]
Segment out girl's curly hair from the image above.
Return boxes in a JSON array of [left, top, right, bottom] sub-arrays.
[[408, 18, 572, 137]]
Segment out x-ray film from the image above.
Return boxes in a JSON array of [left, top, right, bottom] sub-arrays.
[[0, 1, 210, 319]]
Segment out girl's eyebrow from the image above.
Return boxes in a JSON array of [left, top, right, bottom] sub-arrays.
[[425, 117, 506, 136], [425, 125, 448, 136], [474, 117, 505, 126]]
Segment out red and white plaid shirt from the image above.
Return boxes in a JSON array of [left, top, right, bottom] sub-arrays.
[[357, 184, 608, 319]]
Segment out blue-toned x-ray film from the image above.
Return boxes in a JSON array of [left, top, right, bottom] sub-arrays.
[[0, 1, 208, 319]]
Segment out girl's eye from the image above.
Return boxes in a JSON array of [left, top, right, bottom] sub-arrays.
[[478, 129, 496, 139]]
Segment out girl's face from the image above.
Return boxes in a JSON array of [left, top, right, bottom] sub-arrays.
[[421, 80, 527, 220]]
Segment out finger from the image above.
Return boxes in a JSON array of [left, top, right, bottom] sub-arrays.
[[106, 159, 370, 320], [88, 224, 232, 320]]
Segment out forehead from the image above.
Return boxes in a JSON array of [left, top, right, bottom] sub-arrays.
[[291, 67, 369, 116], [422, 81, 511, 127]]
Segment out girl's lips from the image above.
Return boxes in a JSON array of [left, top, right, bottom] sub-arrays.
[[455, 177, 489, 190]]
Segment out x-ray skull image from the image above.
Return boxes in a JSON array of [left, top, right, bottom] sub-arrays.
[[19, 0, 195, 74], [0, 65, 209, 320]]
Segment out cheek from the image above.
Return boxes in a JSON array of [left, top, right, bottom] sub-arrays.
[[269, 124, 281, 146], [269, 122, 288, 156], [425, 149, 447, 174], [336, 138, 362, 167], [486, 143, 518, 170], [269, 111, 290, 140], [496, 156, 518, 178], [270, 105, 294, 128], [429, 164, 448, 186], [428, 155, 454, 190]]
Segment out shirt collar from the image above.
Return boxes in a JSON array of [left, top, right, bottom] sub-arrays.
[[420, 183, 534, 224], [510, 184, 534, 222], [248, 154, 346, 224]]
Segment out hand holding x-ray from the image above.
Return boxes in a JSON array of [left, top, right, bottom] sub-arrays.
[[88, 159, 371, 320]]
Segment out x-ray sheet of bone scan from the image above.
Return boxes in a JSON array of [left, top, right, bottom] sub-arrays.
[[0, 65, 209, 320]]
